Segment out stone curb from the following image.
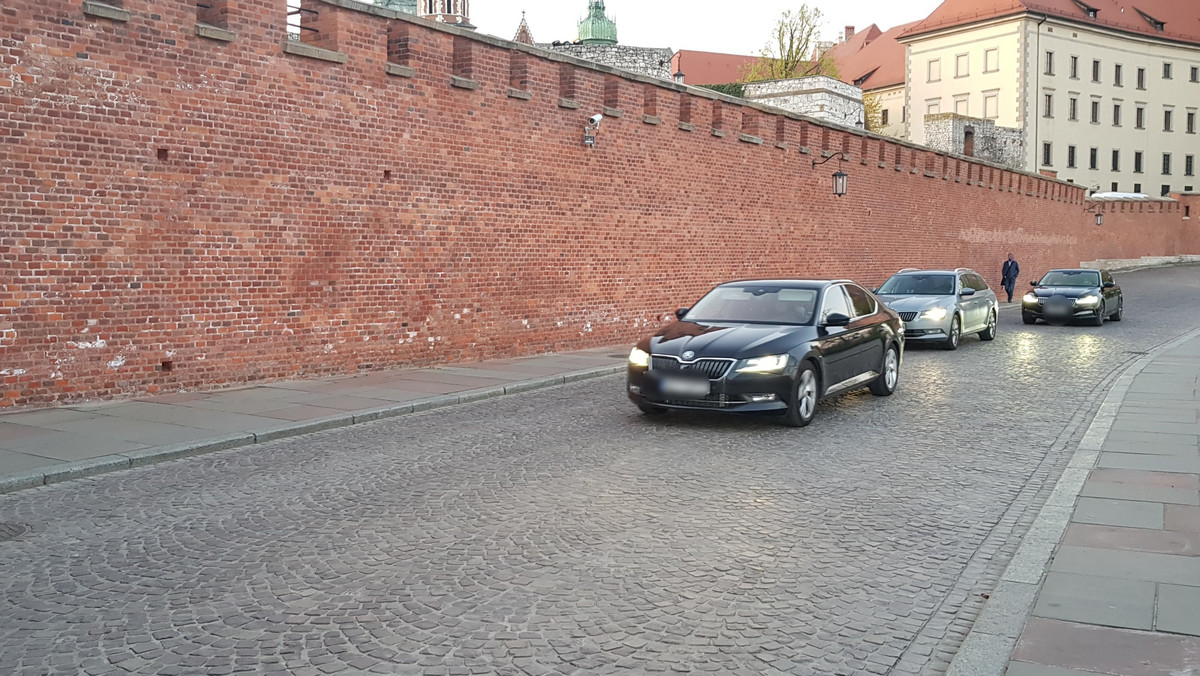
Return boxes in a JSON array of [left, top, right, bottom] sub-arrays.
[[0, 364, 625, 497], [945, 323, 1200, 676]]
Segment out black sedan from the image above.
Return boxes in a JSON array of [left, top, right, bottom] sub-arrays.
[[626, 279, 904, 427], [1022, 268, 1124, 326]]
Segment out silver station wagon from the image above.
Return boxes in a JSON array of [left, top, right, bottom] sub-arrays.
[[874, 268, 999, 350]]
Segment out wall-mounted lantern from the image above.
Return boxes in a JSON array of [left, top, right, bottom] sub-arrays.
[[813, 152, 849, 197], [1094, 212, 1104, 226], [1084, 201, 1104, 226]]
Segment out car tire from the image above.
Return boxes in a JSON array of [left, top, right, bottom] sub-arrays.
[[1087, 309, 1104, 326], [1110, 300, 1123, 321], [868, 345, 900, 397], [942, 315, 961, 350], [637, 403, 668, 415], [1022, 312, 1037, 325], [780, 362, 818, 428], [978, 310, 997, 341]]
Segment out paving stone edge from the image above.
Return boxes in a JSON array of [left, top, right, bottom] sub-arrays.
[[0, 364, 625, 496], [945, 322, 1200, 676]]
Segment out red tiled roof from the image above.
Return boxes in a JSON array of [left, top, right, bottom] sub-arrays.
[[826, 22, 920, 91], [901, 0, 1200, 47], [670, 50, 759, 85]]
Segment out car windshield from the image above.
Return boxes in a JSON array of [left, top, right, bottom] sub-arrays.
[[684, 285, 818, 325], [877, 274, 955, 296], [1040, 270, 1101, 287]]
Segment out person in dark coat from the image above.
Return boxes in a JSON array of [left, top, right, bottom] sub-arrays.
[[1001, 253, 1020, 303]]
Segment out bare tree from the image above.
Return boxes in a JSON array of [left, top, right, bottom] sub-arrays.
[[741, 5, 839, 82]]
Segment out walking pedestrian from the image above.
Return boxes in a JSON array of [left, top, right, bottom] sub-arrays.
[[1001, 253, 1020, 303]]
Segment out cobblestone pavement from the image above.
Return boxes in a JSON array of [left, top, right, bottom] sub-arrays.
[[1, 266, 1199, 676]]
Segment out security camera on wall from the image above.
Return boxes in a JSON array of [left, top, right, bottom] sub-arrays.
[[588, 114, 603, 127]]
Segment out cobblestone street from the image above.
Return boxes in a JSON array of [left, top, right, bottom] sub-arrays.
[[2, 266, 1199, 676]]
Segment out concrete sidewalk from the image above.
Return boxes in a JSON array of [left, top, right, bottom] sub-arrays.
[[951, 330, 1200, 676], [0, 345, 627, 494]]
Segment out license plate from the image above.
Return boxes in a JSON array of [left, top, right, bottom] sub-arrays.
[[659, 376, 711, 398]]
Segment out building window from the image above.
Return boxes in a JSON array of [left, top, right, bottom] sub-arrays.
[[1189, 111, 1197, 134], [1134, 183, 1142, 193], [1111, 182, 1119, 192], [1163, 62, 1172, 79], [1137, 67, 1146, 89], [954, 96, 969, 115], [881, 109, 889, 125], [1134, 151, 1143, 173], [902, 107, 906, 122], [1162, 185, 1171, 197], [985, 48, 999, 73], [1068, 145, 1077, 168], [1165, 109, 1174, 131], [1113, 103, 1121, 126], [1092, 59, 1101, 82], [1043, 142, 1053, 166], [1090, 100, 1100, 124], [928, 59, 941, 83], [1111, 149, 1120, 171], [1070, 56, 1079, 79], [983, 93, 998, 119], [1089, 147, 1098, 170], [1114, 64, 1123, 86], [926, 99, 941, 115], [1163, 153, 1171, 175], [956, 53, 969, 77], [1187, 155, 1195, 177], [1136, 106, 1145, 129], [1043, 93, 1053, 118], [1192, 66, 1199, 83], [1068, 97, 1078, 121], [1045, 51, 1055, 75]]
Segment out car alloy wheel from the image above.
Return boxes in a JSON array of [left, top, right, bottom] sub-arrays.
[[943, 316, 961, 350], [979, 311, 997, 341], [869, 345, 899, 396], [782, 363, 818, 427], [1110, 300, 1123, 321]]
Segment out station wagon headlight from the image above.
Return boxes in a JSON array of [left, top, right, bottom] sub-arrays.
[[736, 354, 789, 374], [628, 347, 650, 368], [921, 307, 948, 321], [1076, 294, 1101, 307]]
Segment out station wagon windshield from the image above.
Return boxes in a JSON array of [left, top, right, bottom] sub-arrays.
[[877, 274, 955, 295], [1039, 270, 1101, 287], [684, 286, 818, 325]]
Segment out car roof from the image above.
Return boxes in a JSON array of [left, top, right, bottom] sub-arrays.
[[891, 269, 974, 276], [1046, 268, 1101, 273], [717, 279, 853, 288]]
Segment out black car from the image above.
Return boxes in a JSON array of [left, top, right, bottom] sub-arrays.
[[626, 279, 904, 427], [1022, 268, 1124, 326]]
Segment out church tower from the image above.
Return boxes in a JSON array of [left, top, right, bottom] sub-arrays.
[[578, 1, 617, 45], [513, 12, 535, 45], [417, 0, 475, 30]]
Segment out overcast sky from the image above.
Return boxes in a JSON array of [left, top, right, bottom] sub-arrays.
[[469, 1, 946, 55]]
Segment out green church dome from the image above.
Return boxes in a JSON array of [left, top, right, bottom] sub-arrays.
[[579, 1, 617, 45]]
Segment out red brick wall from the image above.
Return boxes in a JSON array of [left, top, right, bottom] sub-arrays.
[[0, 0, 1196, 407]]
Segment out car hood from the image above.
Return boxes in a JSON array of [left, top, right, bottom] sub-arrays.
[[878, 295, 951, 312], [639, 321, 815, 360], [1030, 286, 1099, 299]]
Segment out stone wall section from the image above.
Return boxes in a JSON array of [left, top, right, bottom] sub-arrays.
[[924, 114, 1027, 171], [541, 44, 674, 81], [0, 0, 1196, 407]]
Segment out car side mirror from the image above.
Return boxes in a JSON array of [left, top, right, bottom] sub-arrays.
[[823, 313, 851, 327], [872, 287, 879, 293], [1029, 280, 1038, 286], [675, 307, 689, 320], [960, 287, 976, 297], [1103, 281, 1115, 289]]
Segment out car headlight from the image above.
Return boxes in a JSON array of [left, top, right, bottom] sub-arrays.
[[1023, 293, 1038, 304], [736, 354, 789, 374], [921, 307, 948, 321], [628, 347, 650, 368], [1076, 294, 1101, 307]]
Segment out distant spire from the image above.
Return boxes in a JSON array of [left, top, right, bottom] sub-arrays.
[[514, 10, 535, 45], [578, 0, 617, 45]]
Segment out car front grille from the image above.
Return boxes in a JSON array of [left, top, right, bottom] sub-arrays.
[[663, 395, 730, 408], [898, 312, 919, 322], [650, 356, 734, 379]]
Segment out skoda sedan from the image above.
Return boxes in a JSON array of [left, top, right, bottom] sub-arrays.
[[1022, 268, 1124, 325], [874, 268, 999, 350], [626, 280, 904, 427]]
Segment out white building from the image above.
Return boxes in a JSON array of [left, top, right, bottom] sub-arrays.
[[899, 0, 1199, 194]]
